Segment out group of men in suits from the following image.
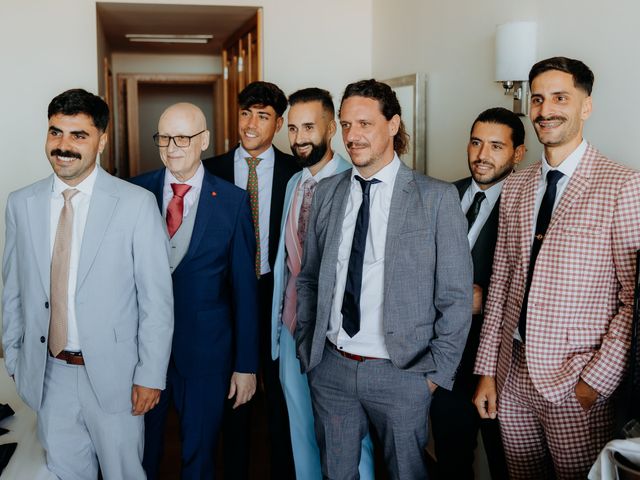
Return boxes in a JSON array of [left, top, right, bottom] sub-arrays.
[[4, 54, 640, 480]]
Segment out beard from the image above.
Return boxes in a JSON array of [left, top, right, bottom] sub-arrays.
[[292, 140, 328, 168]]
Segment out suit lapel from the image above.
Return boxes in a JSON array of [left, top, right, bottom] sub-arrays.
[[473, 196, 499, 256], [220, 148, 236, 182], [546, 146, 594, 233], [175, 171, 217, 272], [519, 165, 541, 268], [320, 173, 351, 288], [77, 168, 118, 290], [270, 147, 290, 265], [150, 169, 165, 211], [26, 177, 53, 294], [384, 164, 414, 297]]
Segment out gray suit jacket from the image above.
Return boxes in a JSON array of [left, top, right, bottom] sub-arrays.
[[2, 166, 174, 413], [295, 162, 473, 390]]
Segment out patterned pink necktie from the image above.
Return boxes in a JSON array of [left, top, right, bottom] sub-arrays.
[[297, 178, 317, 246], [49, 188, 80, 356]]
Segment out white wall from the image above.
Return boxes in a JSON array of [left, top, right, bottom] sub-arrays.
[[0, 0, 373, 327], [372, 0, 640, 182]]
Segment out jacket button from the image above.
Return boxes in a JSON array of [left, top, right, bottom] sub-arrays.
[[40, 336, 46, 343], [45, 301, 49, 309]]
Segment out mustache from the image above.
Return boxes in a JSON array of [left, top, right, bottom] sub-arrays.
[[293, 142, 313, 150], [533, 115, 566, 124], [472, 160, 493, 167], [51, 148, 81, 159], [346, 141, 368, 149]]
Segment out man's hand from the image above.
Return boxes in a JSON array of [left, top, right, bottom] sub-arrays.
[[473, 375, 497, 419], [427, 378, 438, 394], [228, 372, 257, 409], [575, 378, 599, 411], [472, 284, 483, 315], [131, 384, 161, 416]]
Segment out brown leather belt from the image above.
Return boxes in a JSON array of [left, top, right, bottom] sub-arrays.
[[327, 341, 382, 362], [52, 350, 85, 365]]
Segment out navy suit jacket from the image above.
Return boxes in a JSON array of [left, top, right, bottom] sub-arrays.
[[203, 145, 300, 269], [130, 167, 259, 378]]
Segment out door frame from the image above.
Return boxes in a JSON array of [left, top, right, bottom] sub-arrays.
[[116, 73, 223, 178]]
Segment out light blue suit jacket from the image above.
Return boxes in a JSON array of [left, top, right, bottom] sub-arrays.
[[271, 154, 351, 360], [2, 166, 174, 413]]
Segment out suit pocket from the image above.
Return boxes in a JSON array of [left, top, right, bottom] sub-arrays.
[[114, 322, 138, 342], [559, 224, 605, 237], [566, 327, 606, 348]]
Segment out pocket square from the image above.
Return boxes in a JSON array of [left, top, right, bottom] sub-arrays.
[[0, 442, 17, 475]]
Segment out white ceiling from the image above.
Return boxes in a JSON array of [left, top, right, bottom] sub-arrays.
[[97, 2, 258, 55]]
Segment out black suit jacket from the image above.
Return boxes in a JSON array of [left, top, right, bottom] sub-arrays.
[[203, 145, 300, 269], [453, 177, 501, 394]]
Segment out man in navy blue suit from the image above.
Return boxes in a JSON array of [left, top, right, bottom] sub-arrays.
[[130, 102, 258, 479]]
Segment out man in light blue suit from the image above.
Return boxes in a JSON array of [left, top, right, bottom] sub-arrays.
[[271, 88, 374, 479], [2, 89, 174, 479]]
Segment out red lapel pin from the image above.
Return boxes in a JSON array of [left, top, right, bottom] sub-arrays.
[[211, 191, 217, 197]]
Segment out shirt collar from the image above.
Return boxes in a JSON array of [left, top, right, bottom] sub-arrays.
[[541, 139, 587, 180], [351, 153, 401, 185], [300, 153, 339, 184], [235, 143, 275, 166], [469, 176, 507, 209], [164, 162, 204, 190], [52, 163, 99, 197]]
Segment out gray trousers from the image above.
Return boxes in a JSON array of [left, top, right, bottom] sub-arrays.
[[307, 343, 431, 480], [37, 356, 145, 480]]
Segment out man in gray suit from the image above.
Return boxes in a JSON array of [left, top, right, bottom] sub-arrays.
[[296, 79, 472, 479], [2, 89, 174, 479]]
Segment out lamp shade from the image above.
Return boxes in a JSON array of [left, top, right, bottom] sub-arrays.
[[495, 21, 537, 82]]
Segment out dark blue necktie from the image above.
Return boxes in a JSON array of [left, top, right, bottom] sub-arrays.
[[466, 191, 486, 231], [341, 175, 381, 337], [518, 169, 564, 342]]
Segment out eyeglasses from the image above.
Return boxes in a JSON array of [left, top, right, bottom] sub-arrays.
[[153, 130, 205, 148]]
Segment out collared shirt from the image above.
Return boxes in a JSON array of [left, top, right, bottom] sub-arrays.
[[531, 139, 587, 242], [234, 144, 275, 275], [162, 162, 204, 218], [49, 164, 99, 352], [291, 154, 338, 229], [327, 154, 402, 358], [461, 178, 505, 250]]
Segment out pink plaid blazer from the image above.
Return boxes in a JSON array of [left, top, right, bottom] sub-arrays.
[[474, 144, 640, 404]]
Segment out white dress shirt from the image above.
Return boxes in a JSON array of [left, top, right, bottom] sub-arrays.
[[162, 162, 204, 218], [291, 155, 338, 229], [531, 139, 587, 242], [514, 139, 587, 342], [327, 154, 402, 358], [49, 164, 98, 352], [234, 144, 275, 275], [460, 178, 505, 250]]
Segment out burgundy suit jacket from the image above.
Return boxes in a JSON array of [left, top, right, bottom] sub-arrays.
[[475, 144, 640, 404]]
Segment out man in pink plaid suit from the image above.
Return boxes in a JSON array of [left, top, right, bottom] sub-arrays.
[[473, 56, 640, 479]]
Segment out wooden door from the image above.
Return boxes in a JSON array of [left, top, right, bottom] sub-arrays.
[[222, 9, 262, 151]]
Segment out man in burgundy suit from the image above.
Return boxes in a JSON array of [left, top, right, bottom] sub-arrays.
[[473, 56, 640, 479]]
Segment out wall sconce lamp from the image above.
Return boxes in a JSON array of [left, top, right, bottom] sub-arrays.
[[495, 21, 537, 116]]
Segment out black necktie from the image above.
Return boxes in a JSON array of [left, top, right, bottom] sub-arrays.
[[341, 176, 381, 337], [518, 169, 565, 342], [466, 191, 486, 231]]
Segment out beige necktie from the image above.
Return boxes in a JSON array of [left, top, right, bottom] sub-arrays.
[[49, 188, 79, 356]]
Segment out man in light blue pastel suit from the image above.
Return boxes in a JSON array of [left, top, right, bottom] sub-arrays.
[[2, 89, 174, 479], [271, 88, 374, 479]]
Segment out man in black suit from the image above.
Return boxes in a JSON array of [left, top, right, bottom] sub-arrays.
[[430, 107, 525, 480], [203, 81, 299, 480]]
